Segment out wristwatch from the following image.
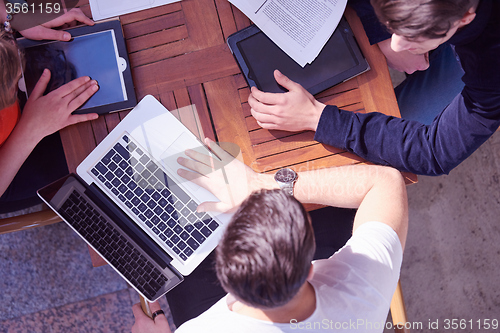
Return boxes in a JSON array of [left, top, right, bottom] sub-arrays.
[[274, 168, 298, 196]]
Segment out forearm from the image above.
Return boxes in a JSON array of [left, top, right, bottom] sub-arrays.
[[250, 164, 398, 208], [294, 164, 407, 246], [293, 164, 394, 208], [314, 93, 500, 175]]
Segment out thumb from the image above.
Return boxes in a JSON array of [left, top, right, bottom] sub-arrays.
[[274, 70, 301, 91], [67, 113, 99, 127], [30, 69, 51, 100]]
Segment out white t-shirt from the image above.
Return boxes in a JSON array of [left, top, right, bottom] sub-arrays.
[[176, 221, 403, 333]]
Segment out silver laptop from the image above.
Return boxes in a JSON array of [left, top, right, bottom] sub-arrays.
[[38, 95, 232, 301]]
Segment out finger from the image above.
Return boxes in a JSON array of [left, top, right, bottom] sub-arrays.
[[250, 86, 286, 106], [37, 25, 72, 41], [68, 79, 97, 99], [148, 301, 162, 313], [54, 76, 91, 97], [273, 69, 303, 92], [247, 93, 275, 116], [149, 301, 168, 325], [256, 120, 281, 130], [197, 201, 231, 213], [177, 168, 210, 188], [183, 148, 215, 168], [66, 81, 99, 111], [30, 69, 51, 99], [44, 8, 95, 29], [250, 107, 281, 124], [67, 112, 99, 126], [177, 156, 214, 176], [68, 8, 95, 26], [132, 303, 149, 320]]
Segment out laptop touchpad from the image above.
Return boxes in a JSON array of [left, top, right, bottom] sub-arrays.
[[160, 132, 210, 193]]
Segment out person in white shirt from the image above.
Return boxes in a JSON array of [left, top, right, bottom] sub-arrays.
[[132, 138, 408, 333]]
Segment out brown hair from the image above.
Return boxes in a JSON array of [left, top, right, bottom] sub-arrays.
[[0, 31, 22, 110], [215, 189, 316, 309], [370, 0, 480, 40]]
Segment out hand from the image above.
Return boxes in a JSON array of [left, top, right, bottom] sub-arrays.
[[377, 39, 429, 74], [19, 68, 99, 144], [132, 301, 171, 333], [248, 70, 325, 132], [19, 8, 94, 41], [177, 138, 267, 213]]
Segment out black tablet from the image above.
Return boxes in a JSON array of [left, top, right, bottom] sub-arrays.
[[227, 17, 369, 95], [17, 20, 136, 115]]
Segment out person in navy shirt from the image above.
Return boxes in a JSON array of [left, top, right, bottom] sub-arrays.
[[249, 0, 500, 176]]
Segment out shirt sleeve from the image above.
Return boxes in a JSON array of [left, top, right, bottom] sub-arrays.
[[329, 221, 403, 300], [314, 90, 500, 175], [348, 0, 391, 44]]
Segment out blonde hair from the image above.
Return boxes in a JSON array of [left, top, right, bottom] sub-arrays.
[[0, 31, 22, 110]]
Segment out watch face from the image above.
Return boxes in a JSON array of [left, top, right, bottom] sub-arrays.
[[275, 168, 297, 182]]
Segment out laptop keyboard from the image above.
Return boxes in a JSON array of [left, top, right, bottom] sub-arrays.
[[89, 133, 219, 262], [59, 190, 168, 300]]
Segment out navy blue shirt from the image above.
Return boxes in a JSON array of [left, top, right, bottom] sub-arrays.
[[314, 0, 500, 175]]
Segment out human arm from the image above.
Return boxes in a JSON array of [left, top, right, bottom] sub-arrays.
[[132, 301, 172, 333], [251, 67, 500, 176], [0, 2, 94, 41], [0, 69, 98, 196], [248, 70, 325, 132], [314, 85, 500, 175], [177, 138, 408, 248]]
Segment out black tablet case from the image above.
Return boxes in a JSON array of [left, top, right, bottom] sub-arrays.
[[18, 20, 136, 115], [227, 17, 369, 95]]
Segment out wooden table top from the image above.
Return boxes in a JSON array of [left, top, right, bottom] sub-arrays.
[[64, 0, 416, 181], [61, 0, 416, 265]]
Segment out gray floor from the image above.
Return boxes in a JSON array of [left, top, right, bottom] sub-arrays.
[[400, 130, 500, 332]]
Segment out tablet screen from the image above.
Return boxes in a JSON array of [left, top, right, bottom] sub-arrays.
[[22, 30, 127, 110], [237, 28, 358, 93]]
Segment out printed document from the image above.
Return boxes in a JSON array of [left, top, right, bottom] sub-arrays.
[[89, 0, 181, 21], [229, 0, 348, 67]]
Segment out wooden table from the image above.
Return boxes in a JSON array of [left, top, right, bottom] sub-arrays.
[[61, 0, 416, 264]]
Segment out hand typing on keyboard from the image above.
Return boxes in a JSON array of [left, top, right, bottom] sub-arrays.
[[177, 138, 277, 213]]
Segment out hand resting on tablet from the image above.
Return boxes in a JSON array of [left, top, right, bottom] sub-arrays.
[[249, 70, 325, 132]]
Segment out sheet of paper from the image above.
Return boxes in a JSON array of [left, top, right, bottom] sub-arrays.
[[89, 0, 181, 21], [229, 0, 348, 67]]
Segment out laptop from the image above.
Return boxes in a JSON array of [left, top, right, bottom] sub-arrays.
[[38, 95, 232, 301], [227, 17, 370, 95]]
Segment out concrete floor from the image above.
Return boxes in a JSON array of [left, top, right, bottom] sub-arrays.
[[400, 130, 500, 332]]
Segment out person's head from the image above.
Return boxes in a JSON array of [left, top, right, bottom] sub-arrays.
[[215, 189, 316, 309], [371, 0, 480, 54], [0, 32, 22, 110]]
